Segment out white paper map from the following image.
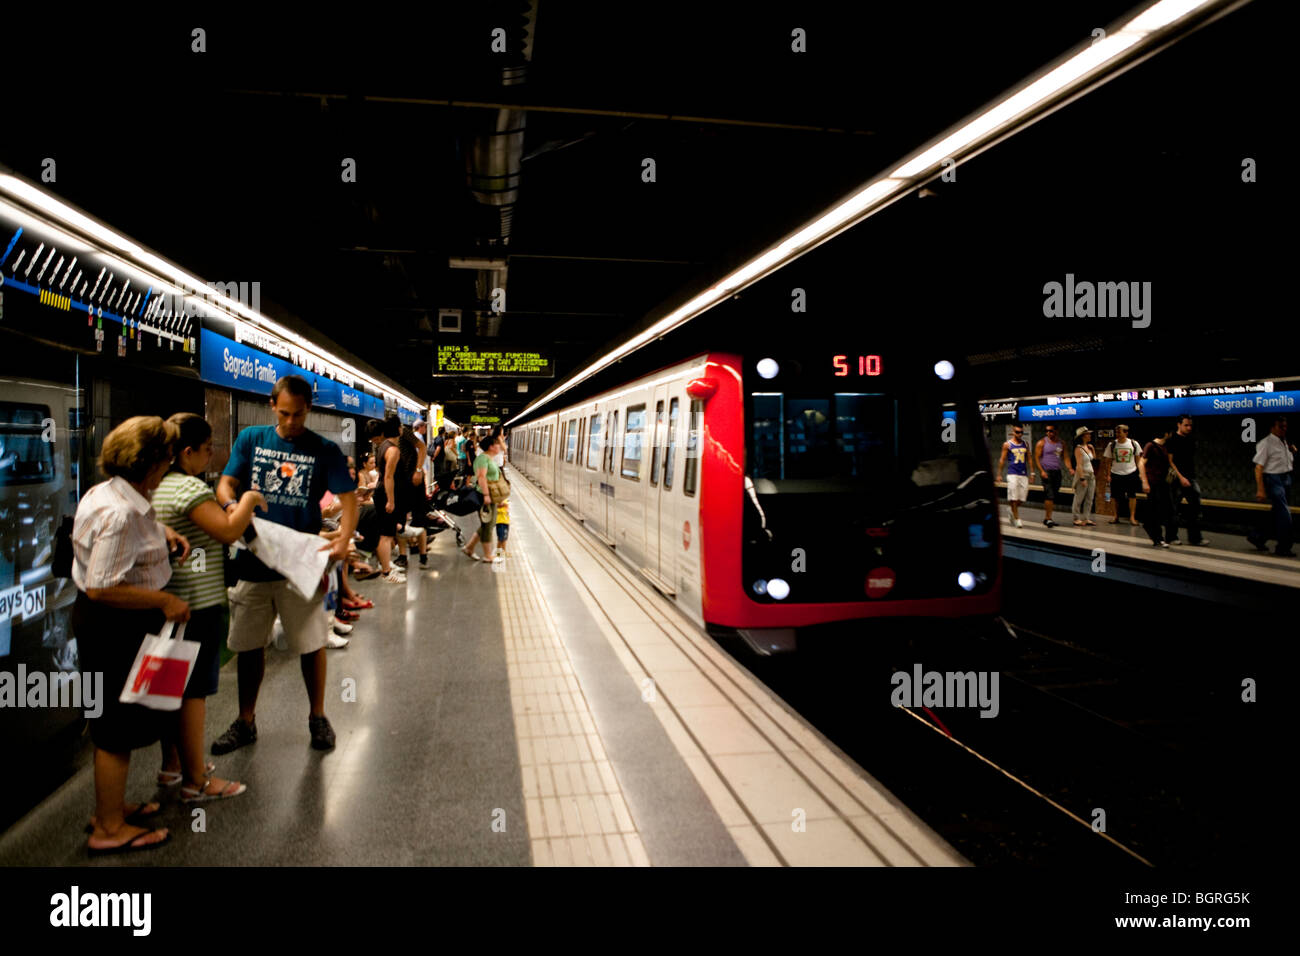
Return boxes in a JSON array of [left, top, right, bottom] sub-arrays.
[[248, 517, 332, 599]]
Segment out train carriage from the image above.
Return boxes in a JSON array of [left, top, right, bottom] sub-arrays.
[[508, 345, 1002, 650]]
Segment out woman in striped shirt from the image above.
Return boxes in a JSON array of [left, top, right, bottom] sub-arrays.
[[153, 413, 266, 804]]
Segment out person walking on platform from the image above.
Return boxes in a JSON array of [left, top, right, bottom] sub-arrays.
[[998, 424, 1033, 528], [370, 415, 405, 582], [211, 375, 357, 755], [71, 416, 191, 854], [461, 432, 505, 563], [495, 498, 511, 558], [1071, 427, 1097, 526], [1103, 424, 1141, 526], [1166, 414, 1207, 546], [1248, 415, 1296, 557], [153, 412, 263, 804], [1034, 423, 1073, 527], [1138, 422, 1181, 548]]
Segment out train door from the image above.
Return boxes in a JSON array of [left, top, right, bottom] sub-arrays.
[[588, 408, 608, 537], [656, 393, 683, 593], [644, 385, 668, 587]]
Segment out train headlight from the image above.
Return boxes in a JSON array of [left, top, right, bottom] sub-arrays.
[[752, 579, 768, 595], [756, 358, 780, 380], [957, 571, 976, 592], [934, 360, 955, 381], [766, 578, 790, 600]]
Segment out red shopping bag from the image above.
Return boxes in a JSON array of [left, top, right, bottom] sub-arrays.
[[118, 621, 198, 711]]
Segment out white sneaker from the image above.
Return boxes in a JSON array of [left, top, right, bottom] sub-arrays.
[[327, 632, 350, 649], [332, 619, 353, 635], [1014, 518, 1023, 528], [383, 567, 407, 583]]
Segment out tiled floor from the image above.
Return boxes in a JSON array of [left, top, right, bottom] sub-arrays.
[[495, 544, 655, 866]]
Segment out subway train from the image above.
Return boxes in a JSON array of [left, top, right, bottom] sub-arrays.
[[0, 378, 86, 766], [509, 348, 1002, 652]]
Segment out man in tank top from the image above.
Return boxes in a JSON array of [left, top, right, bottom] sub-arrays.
[[1034, 424, 1075, 528], [998, 425, 1034, 528]]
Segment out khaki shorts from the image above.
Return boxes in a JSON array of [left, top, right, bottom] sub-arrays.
[[227, 579, 328, 655]]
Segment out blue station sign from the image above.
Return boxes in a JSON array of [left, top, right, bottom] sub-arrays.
[[200, 329, 385, 418], [1018, 391, 1300, 422]]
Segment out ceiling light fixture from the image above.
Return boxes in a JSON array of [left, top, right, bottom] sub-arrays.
[[506, 0, 1240, 427], [0, 173, 427, 413]]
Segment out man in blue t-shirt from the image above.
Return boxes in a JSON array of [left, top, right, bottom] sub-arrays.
[[211, 375, 357, 754]]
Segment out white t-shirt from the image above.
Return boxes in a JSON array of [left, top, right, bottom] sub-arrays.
[[1104, 438, 1139, 476], [1253, 433, 1295, 475]]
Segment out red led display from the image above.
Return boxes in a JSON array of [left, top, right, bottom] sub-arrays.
[[833, 354, 882, 377]]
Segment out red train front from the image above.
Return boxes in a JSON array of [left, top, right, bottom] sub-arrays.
[[695, 348, 1002, 650]]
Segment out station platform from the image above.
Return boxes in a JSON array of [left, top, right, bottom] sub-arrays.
[[999, 501, 1299, 600], [0, 475, 962, 868]]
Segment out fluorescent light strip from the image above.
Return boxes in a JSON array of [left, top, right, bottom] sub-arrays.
[[0, 178, 426, 413], [507, 0, 1226, 426]]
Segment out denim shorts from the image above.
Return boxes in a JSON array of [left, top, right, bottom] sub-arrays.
[[1041, 469, 1062, 501]]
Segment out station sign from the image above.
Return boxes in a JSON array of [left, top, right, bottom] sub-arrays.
[[434, 344, 554, 378], [1018, 390, 1300, 421], [979, 401, 1018, 418], [200, 328, 385, 418], [470, 414, 501, 424]]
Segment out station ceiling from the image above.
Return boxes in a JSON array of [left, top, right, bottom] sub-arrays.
[[1, 1, 1279, 421]]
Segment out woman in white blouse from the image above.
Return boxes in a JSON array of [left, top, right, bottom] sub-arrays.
[[72, 416, 191, 855]]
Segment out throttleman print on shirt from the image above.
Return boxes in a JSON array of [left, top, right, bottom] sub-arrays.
[[250, 448, 316, 510]]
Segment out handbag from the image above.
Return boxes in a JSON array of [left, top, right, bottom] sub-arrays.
[[442, 485, 483, 516], [118, 620, 198, 711], [487, 473, 511, 504]]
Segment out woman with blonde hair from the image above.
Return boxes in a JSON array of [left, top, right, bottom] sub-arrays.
[[72, 417, 189, 854]]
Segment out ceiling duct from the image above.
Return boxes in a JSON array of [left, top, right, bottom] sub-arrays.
[[463, 0, 537, 338]]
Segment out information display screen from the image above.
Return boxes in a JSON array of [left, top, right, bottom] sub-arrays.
[[435, 345, 553, 377]]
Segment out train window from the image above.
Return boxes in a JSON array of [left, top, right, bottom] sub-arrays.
[[544, 425, 551, 457], [664, 398, 679, 489], [608, 411, 619, 473], [684, 399, 702, 496], [0, 401, 57, 486], [749, 392, 907, 491], [565, 419, 579, 463], [621, 404, 646, 480], [586, 414, 601, 469], [650, 400, 664, 486]]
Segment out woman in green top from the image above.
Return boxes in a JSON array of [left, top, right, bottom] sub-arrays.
[[461, 433, 503, 563], [152, 413, 265, 803]]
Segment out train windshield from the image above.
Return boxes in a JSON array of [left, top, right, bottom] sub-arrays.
[[741, 352, 999, 604], [748, 392, 980, 500]]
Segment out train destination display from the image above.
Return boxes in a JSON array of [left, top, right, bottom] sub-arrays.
[[436, 345, 553, 377]]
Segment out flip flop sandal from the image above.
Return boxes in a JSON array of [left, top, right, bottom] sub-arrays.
[[87, 828, 171, 857], [158, 761, 215, 786], [84, 801, 163, 834], [181, 777, 248, 804]]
